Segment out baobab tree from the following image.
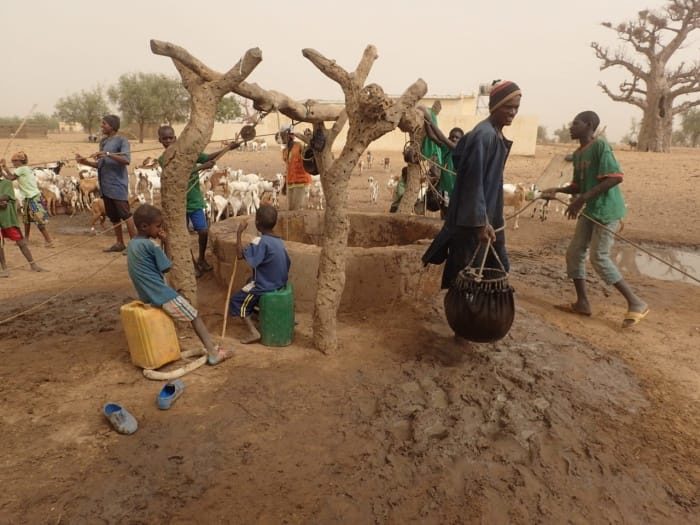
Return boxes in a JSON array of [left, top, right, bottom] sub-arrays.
[[151, 40, 426, 352], [591, 0, 700, 152]]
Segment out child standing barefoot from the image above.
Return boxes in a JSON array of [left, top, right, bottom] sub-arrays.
[[542, 111, 648, 327], [0, 176, 45, 276], [0, 154, 54, 247]]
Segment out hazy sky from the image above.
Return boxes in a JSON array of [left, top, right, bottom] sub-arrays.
[[2, 0, 696, 141]]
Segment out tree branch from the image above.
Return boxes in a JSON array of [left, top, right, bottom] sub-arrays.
[[672, 98, 700, 115], [327, 109, 348, 145], [590, 42, 648, 79], [150, 40, 219, 82], [385, 79, 428, 125], [302, 48, 352, 90], [598, 81, 647, 109], [221, 48, 263, 87], [231, 81, 345, 122], [352, 45, 379, 86]]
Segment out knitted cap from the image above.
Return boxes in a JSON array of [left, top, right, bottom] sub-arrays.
[[11, 151, 28, 163], [102, 114, 120, 132], [489, 80, 521, 113]]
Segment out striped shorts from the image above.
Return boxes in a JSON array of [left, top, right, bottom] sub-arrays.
[[161, 295, 198, 322]]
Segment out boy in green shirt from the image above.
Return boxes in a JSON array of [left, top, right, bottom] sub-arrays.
[[0, 153, 54, 247], [157, 125, 240, 276], [0, 177, 45, 277], [542, 111, 648, 327]]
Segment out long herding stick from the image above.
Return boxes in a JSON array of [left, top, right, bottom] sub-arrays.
[[221, 256, 239, 338], [2, 104, 38, 159]]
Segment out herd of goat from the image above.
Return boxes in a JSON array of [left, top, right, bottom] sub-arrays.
[[13, 158, 323, 231], [13, 157, 562, 232]]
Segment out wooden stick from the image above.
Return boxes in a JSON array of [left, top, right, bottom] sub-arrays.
[[220, 256, 239, 338], [2, 103, 37, 159]]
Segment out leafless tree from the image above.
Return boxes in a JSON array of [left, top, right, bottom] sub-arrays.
[[591, 0, 700, 152]]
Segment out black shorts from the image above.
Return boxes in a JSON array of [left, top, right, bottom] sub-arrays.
[[103, 196, 132, 223]]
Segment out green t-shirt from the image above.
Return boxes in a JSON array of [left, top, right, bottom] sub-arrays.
[[187, 153, 209, 213], [421, 109, 443, 167], [158, 152, 209, 213], [0, 179, 21, 229], [14, 165, 39, 199], [438, 146, 456, 198], [572, 138, 626, 223]]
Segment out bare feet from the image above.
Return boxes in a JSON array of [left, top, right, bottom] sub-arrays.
[[30, 262, 47, 272], [554, 302, 592, 317], [240, 330, 261, 344], [103, 243, 126, 253], [207, 346, 235, 365], [197, 259, 213, 273]]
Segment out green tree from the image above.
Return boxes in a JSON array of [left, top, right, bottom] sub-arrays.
[[0, 113, 59, 131], [215, 95, 242, 123], [672, 129, 689, 146], [536, 125, 549, 144], [53, 87, 109, 135], [30, 113, 60, 130], [621, 117, 640, 147], [679, 108, 700, 147], [108, 73, 189, 143], [553, 124, 573, 143]]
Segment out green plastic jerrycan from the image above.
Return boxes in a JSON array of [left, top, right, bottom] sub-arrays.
[[259, 283, 295, 347]]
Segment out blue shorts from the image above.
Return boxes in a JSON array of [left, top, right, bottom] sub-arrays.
[[187, 209, 208, 232], [229, 290, 260, 319]]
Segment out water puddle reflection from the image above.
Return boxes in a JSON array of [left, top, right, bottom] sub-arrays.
[[612, 243, 700, 286]]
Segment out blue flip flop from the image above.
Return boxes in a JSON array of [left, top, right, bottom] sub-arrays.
[[157, 379, 185, 410], [103, 403, 138, 434]]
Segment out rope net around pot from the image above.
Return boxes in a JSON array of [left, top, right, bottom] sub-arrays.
[[444, 240, 515, 343]]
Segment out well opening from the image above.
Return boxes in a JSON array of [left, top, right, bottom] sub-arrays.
[[209, 211, 444, 313]]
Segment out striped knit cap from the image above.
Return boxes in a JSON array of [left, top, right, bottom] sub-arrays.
[[489, 80, 521, 113]]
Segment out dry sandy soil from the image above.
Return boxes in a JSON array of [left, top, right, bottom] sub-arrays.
[[1, 134, 699, 524]]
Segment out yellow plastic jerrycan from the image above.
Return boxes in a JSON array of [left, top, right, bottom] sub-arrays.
[[120, 301, 181, 369]]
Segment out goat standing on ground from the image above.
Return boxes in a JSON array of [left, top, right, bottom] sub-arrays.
[[368, 176, 379, 204], [503, 183, 526, 229]]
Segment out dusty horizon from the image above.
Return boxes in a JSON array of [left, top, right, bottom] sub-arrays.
[[2, 0, 697, 142]]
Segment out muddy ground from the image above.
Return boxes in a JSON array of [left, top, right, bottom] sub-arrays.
[[1, 135, 699, 523]]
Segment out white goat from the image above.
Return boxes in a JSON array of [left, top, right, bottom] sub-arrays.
[[205, 190, 229, 222], [77, 166, 98, 179], [503, 183, 527, 229], [368, 176, 379, 204], [308, 181, 324, 210], [134, 167, 161, 204]]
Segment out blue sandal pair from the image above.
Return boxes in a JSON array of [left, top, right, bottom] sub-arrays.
[[103, 380, 185, 434]]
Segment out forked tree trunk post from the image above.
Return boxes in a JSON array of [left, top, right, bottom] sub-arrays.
[[299, 47, 426, 352], [149, 40, 262, 306]]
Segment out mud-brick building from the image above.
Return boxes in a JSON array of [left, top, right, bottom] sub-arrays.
[[176, 93, 538, 157], [0, 124, 48, 139]]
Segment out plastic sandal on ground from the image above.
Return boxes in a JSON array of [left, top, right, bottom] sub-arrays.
[[157, 379, 185, 410], [103, 403, 138, 434]]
